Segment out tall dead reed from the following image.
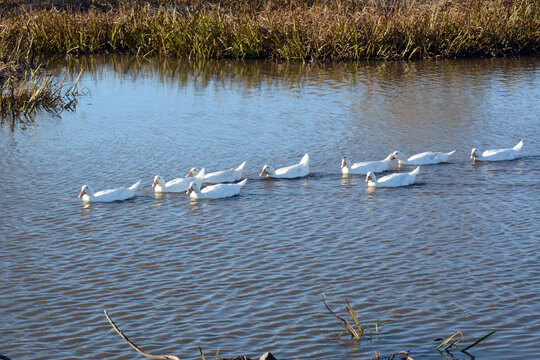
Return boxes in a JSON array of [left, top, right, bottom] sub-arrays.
[[0, 0, 537, 61]]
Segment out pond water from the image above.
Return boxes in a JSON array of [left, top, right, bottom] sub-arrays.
[[1, 57, 539, 360]]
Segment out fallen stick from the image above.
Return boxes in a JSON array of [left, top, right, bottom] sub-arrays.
[[104, 309, 181, 360]]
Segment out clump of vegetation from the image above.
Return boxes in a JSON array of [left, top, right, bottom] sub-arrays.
[[436, 329, 498, 355], [323, 294, 498, 359], [0, 0, 538, 61], [0, 61, 82, 124], [322, 293, 389, 341]]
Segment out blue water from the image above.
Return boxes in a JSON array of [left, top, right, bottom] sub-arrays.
[[1, 57, 539, 360]]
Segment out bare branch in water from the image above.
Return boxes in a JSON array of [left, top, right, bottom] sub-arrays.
[[104, 309, 181, 360]]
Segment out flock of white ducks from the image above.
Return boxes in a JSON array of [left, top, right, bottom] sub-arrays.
[[78, 140, 524, 202]]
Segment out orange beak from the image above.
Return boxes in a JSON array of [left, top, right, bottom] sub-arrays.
[[341, 158, 346, 168], [259, 168, 267, 177], [185, 171, 194, 178], [152, 179, 157, 187], [186, 184, 193, 194], [77, 189, 85, 198]]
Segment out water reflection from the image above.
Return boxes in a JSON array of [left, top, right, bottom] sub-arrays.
[[364, 186, 377, 198], [187, 199, 204, 213], [78, 202, 93, 214], [45, 55, 538, 97], [152, 191, 168, 207]]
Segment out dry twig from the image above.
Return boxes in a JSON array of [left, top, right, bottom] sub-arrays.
[[104, 309, 181, 360]]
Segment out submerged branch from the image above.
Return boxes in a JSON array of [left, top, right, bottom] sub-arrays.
[[104, 309, 181, 360]]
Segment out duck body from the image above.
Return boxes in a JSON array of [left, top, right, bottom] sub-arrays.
[[78, 180, 141, 202], [471, 140, 523, 162], [260, 154, 309, 179], [152, 175, 191, 193], [396, 150, 456, 165], [186, 161, 246, 184], [366, 167, 420, 188], [341, 152, 396, 175], [186, 169, 247, 200], [189, 179, 247, 200]]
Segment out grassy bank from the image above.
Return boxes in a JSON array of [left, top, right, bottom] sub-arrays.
[[0, 0, 538, 62]]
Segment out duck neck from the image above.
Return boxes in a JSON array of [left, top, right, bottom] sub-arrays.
[[155, 184, 164, 192], [341, 158, 351, 172], [383, 153, 394, 162]]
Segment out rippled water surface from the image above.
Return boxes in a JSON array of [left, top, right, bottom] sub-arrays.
[[1, 57, 539, 360]]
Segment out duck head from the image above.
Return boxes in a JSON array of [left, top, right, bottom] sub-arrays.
[[391, 151, 405, 161], [259, 165, 275, 177], [186, 167, 200, 178], [186, 168, 205, 194], [152, 175, 165, 187], [78, 185, 94, 198], [365, 172, 377, 183], [382, 151, 397, 161], [470, 148, 480, 159]]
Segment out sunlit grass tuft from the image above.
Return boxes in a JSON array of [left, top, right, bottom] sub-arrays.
[[0, 61, 83, 125], [322, 293, 388, 341], [198, 345, 220, 360]]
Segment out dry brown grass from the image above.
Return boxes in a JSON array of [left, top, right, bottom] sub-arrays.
[[0, 0, 538, 61]]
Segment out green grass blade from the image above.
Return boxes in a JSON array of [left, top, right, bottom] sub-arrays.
[[461, 330, 497, 352], [198, 346, 206, 360], [345, 298, 363, 336], [436, 331, 464, 350]]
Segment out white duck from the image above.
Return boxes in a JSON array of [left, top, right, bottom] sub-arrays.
[[471, 140, 523, 162], [365, 167, 420, 188], [393, 150, 456, 165], [259, 154, 310, 179], [186, 169, 247, 200], [152, 175, 191, 193], [186, 161, 246, 184], [341, 152, 397, 175], [77, 180, 141, 202]]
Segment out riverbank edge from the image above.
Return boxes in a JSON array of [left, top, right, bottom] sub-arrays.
[[1, 0, 539, 62]]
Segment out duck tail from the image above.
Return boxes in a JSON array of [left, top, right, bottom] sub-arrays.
[[236, 161, 247, 171], [238, 179, 247, 186], [300, 153, 309, 165], [513, 140, 524, 152], [129, 180, 142, 191], [410, 166, 420, 175], [447, 150, 456, 156]]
